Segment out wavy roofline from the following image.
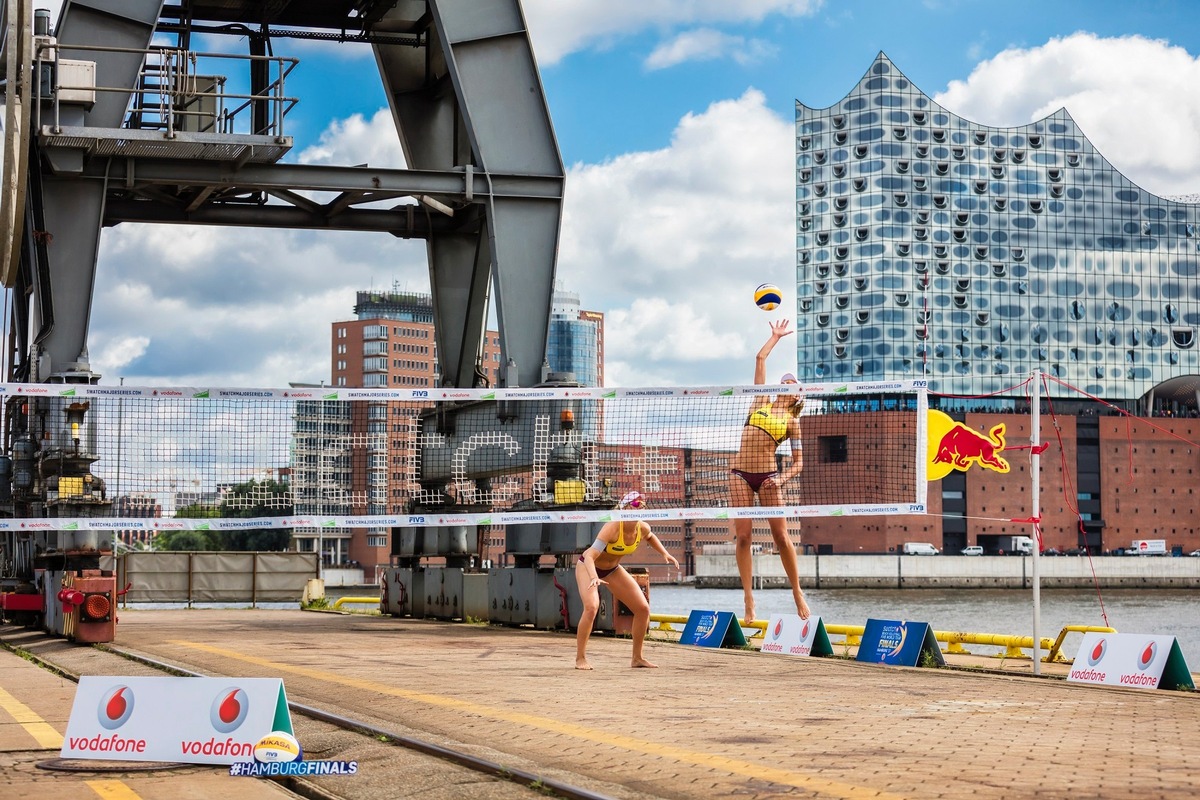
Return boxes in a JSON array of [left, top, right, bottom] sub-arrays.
[[796, 51, 1199, 206]]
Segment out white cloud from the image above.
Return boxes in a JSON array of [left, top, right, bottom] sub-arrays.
[[558, 89, 797, 387], [81, 87, 804, 390], [90, 217, 428, 387], [934, 33, 1200, 196], [644, 28, 778, 70], [298, 108, 406, 168], [91, 335, 149, 376], [523, 0, 822, 65], [54, 27, 1200, 394]]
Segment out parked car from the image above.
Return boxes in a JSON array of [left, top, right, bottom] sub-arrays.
[[902, 542, 940, 555], [960, 546, 984, 556], [1043, 547, 1062, 556], [1189, 550, 1200, 557]]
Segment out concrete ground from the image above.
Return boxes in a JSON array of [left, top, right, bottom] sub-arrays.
[[2, 608, 1198, 800]]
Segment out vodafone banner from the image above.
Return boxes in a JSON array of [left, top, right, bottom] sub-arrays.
[[62, 676, 294, 764], [1068, 633, 1195, 691], [760, 614, 834, 657]]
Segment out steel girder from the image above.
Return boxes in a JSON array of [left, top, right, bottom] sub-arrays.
[[3, 0, 563, 388], [374, 0, 564, 389]]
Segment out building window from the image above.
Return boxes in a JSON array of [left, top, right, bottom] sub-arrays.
[[819, 435, 848, 464]]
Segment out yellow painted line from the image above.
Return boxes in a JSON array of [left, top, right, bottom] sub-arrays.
[[86, 780, 143, 800], [173, 640, 903, 800], [0, 685, 64, 749]]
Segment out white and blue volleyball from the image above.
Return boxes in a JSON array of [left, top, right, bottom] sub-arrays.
[[253, 731, 303, 763], [754, 283, 782, 311]]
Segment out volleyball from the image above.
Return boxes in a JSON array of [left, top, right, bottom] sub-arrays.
[[754, 283, 782, 311], [253, 731, 303, 763]]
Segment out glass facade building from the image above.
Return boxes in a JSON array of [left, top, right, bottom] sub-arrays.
[[796, 54, 1200, 403], [546, 286, 604, 387]]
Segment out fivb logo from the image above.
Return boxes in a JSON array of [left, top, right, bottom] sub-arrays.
[[211, 688, 250, 733], [98, 685, 135, 729]]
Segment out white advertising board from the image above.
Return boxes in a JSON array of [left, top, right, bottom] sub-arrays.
[[760, 614, 833, 657], [62, 676, 293, 764], [1068, 633, 1194, 691]]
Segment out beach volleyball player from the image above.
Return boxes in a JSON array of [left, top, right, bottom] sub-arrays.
[[575, 491, 679, 669], [729, 319, 811, 623]]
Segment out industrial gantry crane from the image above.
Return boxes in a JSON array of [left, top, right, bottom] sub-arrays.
[[0, 0, 567, 640]]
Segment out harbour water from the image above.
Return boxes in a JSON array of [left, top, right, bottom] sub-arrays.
[[650, 585, 1200, 662]]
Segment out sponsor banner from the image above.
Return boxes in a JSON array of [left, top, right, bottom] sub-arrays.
[[1068, 633, 1195, 691], [0, 380, 927, 402], [679, 610, 747, 649], [62, 676, 294, 765], [214, 389, 282, 399], [856, 618, 944, 668], [0, 503, 916, 532], [760, 614, 834, 658]]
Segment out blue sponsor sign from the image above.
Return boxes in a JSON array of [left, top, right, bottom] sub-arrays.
[[856, 618, 944, 668], [679, 610, 747, 649]]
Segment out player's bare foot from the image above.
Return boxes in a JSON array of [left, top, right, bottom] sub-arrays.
[[575, 659, 593, 670], [631, 658, 658, 668], [796, 596, 811, 620], [744, 604, 756, 625]]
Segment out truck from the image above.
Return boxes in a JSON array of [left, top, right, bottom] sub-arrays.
[[1000, 536, 1035, 555], [1129, 539, 1168, 556]]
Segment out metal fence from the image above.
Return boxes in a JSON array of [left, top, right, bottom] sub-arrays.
[[105, 551, 318, 606]]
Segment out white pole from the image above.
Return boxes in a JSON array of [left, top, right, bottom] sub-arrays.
[[1030, 370, 1041, 675], [317, 396, 324, 580]]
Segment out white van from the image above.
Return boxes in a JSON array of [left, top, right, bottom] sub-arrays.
[[902, 542, 939, 555], [960, 545, 984, 556]]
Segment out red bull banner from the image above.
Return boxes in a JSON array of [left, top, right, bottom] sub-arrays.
[[927, 409, 1010, 481]]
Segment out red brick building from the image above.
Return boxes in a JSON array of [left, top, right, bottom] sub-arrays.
[[800, 412, 1200, 556]]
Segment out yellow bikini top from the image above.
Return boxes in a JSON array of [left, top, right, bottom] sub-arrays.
[[746, 402, 789, 444], [605, 521, 642, 555]]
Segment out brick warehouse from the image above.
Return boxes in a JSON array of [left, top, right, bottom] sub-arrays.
[[798, 410, 1200, 556]]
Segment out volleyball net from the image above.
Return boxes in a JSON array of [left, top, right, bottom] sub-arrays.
[[0, 380, 928, 531]]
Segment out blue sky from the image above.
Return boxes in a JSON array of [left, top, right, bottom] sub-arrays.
[[21, 1, 1200, 388]]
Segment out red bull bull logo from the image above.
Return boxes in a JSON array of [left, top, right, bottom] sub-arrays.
[[927, 410, 1010, 480]]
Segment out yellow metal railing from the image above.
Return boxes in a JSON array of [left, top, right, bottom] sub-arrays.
[[332, 596, 380, 610], [315, 604, 1115, 663], [647, 613, 1115, 663]]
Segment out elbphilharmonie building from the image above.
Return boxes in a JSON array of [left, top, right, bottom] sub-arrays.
[[795, 53, 1200, 406]]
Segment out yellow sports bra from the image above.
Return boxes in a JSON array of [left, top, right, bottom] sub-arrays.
[[605, 521, 642, 555], [746, 403, 789, 444]]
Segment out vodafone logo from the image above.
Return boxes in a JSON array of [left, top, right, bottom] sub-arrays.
[[98, 686, 135, 729], [771, 619, 784, 640], [1136, 641, 1157, 672], [210, 688, 249, 733], [801, 620, 811, 639], [1086, 638, 1108, 666]]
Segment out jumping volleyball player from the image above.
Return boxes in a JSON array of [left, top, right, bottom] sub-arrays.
[[729, 319, 811, 624], [575, 491, 679, 670]]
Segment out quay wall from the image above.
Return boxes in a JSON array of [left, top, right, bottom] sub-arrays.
[[694, 554, 1200, 589]]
